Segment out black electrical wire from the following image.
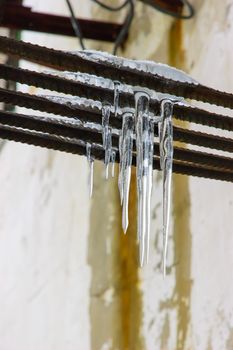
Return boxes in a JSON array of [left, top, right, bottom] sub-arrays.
[[65, 0, 135, 54], [141, 0, 194, 19], [65, 0, 85, 49], [113, 0, 134, 54], [90, 0, 130, 11], [65, 0, 194, 55], [91, 0, 135, 54]]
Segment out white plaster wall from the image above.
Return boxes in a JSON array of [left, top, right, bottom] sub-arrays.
[[186, 1, 233, 349], [0, 1, 92, 349], [1, 0, 233, 349], [139, 1, 233, 349]]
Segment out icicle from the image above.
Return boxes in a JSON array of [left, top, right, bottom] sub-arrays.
[[145, 119, 155, 263], [102, 104, 112, 179], [111, 150, 116, 178], [102, 104, 111, 148], [134, 91, 151, 266], [114, 81, 121, 117], [118, 128, 124, 205], [118, 110, 133, 206], [86, 143, 94, 198], [121, 113, 134, 234], [105, 127, 112, 180], [159, 99, 174, 276]]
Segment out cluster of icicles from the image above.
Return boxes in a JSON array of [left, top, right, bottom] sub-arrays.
[[45, 50, 196, 273], [86, 84, 174, 274]]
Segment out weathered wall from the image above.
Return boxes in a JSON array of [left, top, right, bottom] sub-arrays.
[[0, 1, 233, 349]]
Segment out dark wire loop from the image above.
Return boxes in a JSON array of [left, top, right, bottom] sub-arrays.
[[65, 0, 194, 54], [65, 0, 134, 54], [91, 0, 135, 54], [113, 0, 135, 55], [65, 0, 85, 49], [142, 0, 194, 19], [91, 0, 130, 11]]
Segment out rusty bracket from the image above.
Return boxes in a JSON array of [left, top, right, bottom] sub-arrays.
[[0, 2, 123, 42]]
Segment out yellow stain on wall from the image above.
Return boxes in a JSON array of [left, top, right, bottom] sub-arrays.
[[169, 20, 192, 350], [117, 168, 145, 350], [88, 164, 144, 350]]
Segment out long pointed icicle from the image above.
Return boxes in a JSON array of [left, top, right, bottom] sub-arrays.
[[118, 127, 124, 205], [102, 104, 112, 179], [145, 119, 155, 263], [105, 126, 112, 179], [86, 142, 94, 198], [113, 81, 121, 117], [111, 150, 116, 178], [121, 112, 134, 233], [159, 99, 174, 276], [134, 91, 151, 266]]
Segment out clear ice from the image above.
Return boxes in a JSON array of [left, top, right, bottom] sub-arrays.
[[86, 143, 94, 198], [111, 150, 116, 178], [159, 99, 174, 276], [114, 81, 121, 117], [134, 91, 155, 266], [39, 49, 181, 271], [102, 104, 112, 179], [118, 111, 134, 233]]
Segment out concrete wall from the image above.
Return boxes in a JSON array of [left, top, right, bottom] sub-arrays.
[[0, 1, 233, 349]]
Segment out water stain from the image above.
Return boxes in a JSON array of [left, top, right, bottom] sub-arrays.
[[226, 326, 233, 350], [116, 168, 145, 350], [88, 163, 144, 350], [160, 313, 170, 350], [169, 20, 192, 350]]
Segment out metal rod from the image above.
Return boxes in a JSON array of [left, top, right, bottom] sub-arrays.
[[0, 109, 232, 173], [1, 88, 233, 155], [0, 63, 233, 131], [0, 3, 123, 42], [0, 35, 233, 108], [0, 125, 232, 182]]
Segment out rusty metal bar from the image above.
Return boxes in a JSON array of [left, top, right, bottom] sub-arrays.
[[0, 36, 233, 109], [1, 87, 233, 156], [0, 109, 233, 173], [0, 124, 233, 182], [1, 63, 233, 131], [0, 3, 123, 42], [0, 36, 232, 182]]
